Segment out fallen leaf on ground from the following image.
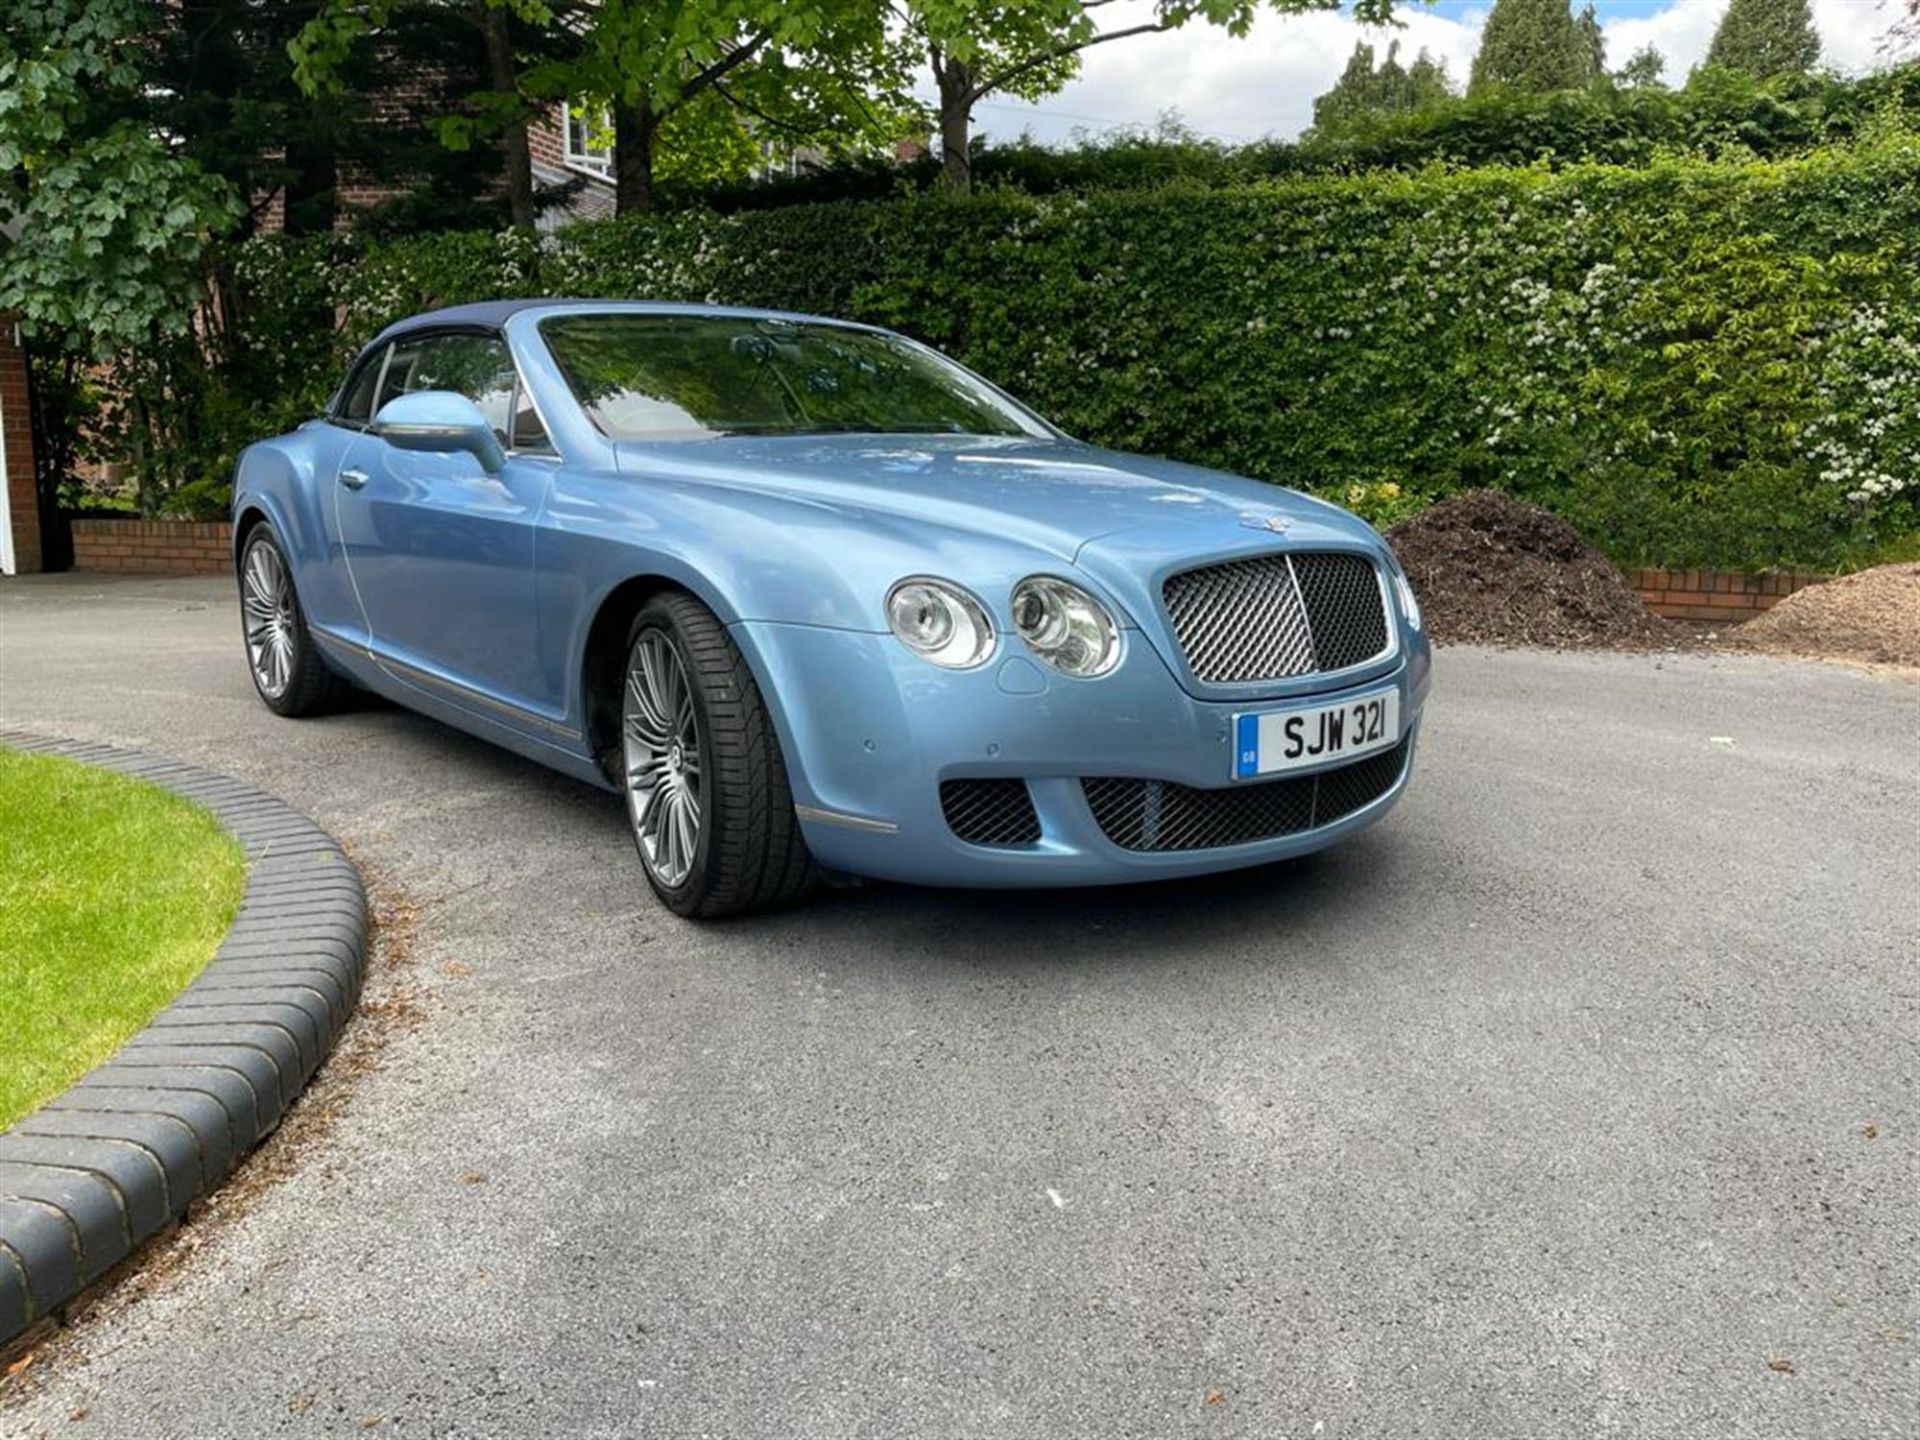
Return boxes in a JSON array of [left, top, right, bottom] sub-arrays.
[[457, 1171, 486, 1185], [1204, 1388, 1226, 1405], [1863, 1122, 1878, 1139], [442, 960, 472, 978], [1768, 1358, 1795, 1374], [4, 1353, 32, 1379]]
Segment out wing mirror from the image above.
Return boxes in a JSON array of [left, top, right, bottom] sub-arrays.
[[371, 391, 506, 474]]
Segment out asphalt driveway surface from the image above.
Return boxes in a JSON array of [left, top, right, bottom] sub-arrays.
[[1, 574, 1915, 1439]]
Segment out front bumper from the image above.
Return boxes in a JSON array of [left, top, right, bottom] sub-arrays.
[[739, 619, 1431, 888]]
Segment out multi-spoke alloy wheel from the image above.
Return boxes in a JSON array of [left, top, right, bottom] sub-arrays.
[[237, 524, 340, 717], [616, 593, 817, 917], [242, 539, 297, 700], [622, 629, 704, 889]]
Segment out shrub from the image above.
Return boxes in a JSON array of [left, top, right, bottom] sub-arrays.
[[206, 137, 1920, 568]]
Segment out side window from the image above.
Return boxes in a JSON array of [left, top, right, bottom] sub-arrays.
[[379, 334, 516, 445], [509, 383, 553, 453], [335, 347, 387, 425]]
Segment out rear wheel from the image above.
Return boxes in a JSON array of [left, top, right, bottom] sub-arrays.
[[239, 524, 341, 717], [620, 592, 817, 917]]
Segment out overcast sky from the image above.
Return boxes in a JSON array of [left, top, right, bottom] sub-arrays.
[[959, 0, 1912, 146]]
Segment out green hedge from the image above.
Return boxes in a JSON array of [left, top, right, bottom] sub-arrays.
[[679, 65, 1920, 211], [229, 139, 1920, 569]]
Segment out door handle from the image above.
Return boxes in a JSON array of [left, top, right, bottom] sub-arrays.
[[339, 467, 370, 491]]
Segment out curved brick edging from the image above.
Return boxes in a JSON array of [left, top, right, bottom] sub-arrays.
[[0, 732, 367, 1349]]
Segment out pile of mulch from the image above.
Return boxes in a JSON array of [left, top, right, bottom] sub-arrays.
[[1730, 564, 1920, 669], [1386, 490, 1683, 648]]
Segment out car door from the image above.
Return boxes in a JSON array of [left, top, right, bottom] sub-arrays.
[[334, 331, 556, 721], [290, 345, 388, 648]]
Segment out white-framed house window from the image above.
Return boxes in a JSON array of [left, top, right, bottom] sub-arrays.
[[564, 102, 613, 179]]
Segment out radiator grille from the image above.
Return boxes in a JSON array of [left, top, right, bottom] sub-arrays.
[[940, 778, 1042, 846], [1082, 735, 1411, 852], [1162, 551, 1389, 684]]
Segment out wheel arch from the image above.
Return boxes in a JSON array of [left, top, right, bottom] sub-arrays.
[[577, 571, 805, 797], [232, 503, 273, 566]]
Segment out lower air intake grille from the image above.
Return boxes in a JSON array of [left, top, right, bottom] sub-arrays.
[[1082, 736, 1411, 852], [941, 778, 1042, 846]]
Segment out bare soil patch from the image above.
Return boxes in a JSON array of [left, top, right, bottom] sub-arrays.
[[1731, 563, 1920, 669], [1387, 491, 1684, 649]]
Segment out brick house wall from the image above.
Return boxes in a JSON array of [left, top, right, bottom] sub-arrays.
[[1, 314, 41, 575]]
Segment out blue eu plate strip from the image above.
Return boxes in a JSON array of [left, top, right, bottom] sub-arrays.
[[1235, 713, 1259, 779]]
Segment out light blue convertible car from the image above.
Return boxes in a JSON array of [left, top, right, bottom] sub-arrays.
[[233, 300, 1430, 915]]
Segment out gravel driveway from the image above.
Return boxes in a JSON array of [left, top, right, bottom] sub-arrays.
[[1, 574, 1914, 1439]]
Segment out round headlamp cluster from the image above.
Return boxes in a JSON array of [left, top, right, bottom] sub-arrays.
[[885, 578, 995, 669], [1010, 576, 1122, 678], [885, 573, 1124, 677]]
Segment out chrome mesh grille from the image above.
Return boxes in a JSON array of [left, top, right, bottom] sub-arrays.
[[1292, 553, 1391, 672], [1082, 735, 1411, 852], [1162, 552, 1388, 684], [941, 779, 1041, 846]]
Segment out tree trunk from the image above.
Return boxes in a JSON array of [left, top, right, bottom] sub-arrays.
[[614, 98, 657, 215], [935, 54, 974, 195], [480, 4, 536, 227]]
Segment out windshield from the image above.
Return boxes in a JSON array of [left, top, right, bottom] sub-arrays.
[[538, 313, 1049, 441]]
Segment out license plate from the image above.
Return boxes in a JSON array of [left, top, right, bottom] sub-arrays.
[[1233, 690, 1400, 780]]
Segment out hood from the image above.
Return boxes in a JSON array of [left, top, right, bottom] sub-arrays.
[[612, 434, 1368, 567]]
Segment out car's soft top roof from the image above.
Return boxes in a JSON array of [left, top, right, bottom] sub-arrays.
[[365, 298, 862, 350]]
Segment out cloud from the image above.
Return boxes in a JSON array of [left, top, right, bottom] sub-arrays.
[[1603, 1, 1885, 77], [951, 0, 1903, 147]]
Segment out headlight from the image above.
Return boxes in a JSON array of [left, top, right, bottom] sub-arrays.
[[1010, 576, 1122, 677], [1392, 570, 1422, 630], [886, 577, 995, 669]]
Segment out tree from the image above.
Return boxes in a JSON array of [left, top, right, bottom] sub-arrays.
[[1614, 44, 1668, 90], [0, 1, 239, 355], [1311, 39, 1453, 135], [293, 0, 570, 229], [911, 1, 1396, 195], [0, 0, 241, 523], [1704, 0, 1821, 78], [1575, 2, 1607, 82], [537, 0, 914, 214], [1468, 0, 1589, 96]]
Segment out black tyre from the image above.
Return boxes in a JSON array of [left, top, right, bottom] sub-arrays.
[[620, 592, 818, 918], [238, 523, 343, 717]]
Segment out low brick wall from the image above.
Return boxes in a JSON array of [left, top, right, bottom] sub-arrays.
[[70, 519, 233, 576], [1632, 568, 1828, 623]]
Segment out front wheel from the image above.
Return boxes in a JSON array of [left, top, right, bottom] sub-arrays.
[[620, 593, 817, 918]]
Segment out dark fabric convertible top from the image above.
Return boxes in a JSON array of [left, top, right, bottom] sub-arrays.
[[365, 298, 582, 348]]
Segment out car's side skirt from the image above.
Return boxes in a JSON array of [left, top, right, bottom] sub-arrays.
[[310, 629, 613, 792]]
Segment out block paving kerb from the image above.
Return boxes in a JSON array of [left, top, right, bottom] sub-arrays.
[[0, 733, 368, 1349]]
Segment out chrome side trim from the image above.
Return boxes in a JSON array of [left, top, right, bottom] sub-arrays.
[[794, 804, 900, 835], [311, 629, 577, 740]]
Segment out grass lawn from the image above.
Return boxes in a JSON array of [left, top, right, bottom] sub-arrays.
[[0, 751, 247, 1129]]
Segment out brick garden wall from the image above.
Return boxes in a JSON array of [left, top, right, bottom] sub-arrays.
[[71, 519, 233, 576], [1632, 568, 1827, 623]]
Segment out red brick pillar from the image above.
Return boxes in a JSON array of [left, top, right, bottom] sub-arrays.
[[0, 314, 42, 574]]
